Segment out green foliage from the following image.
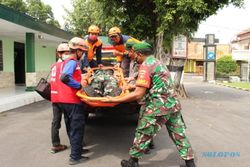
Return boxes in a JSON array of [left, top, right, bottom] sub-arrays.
[[65, 0, 120, 36], [0, 0, 27, 12], [26, 0, 60, 27], [0, 0, 60, 28], [96, 0, 243, 47], [216, 55, 238, 75]]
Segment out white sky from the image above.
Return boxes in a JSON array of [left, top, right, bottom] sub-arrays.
[[41, 0, 250, 44]]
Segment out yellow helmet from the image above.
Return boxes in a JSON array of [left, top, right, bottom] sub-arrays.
[[68, 37, 88, 51], [88, 25, 100, 34], [57, 43, 70, 52], [108, 27, 121, 36]]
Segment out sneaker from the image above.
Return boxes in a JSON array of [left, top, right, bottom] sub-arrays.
[[68, 156, 89, 165], [121, 158, 139, 167], [50, 144, 67, 154]]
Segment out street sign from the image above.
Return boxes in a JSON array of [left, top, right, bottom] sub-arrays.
[[172, 35, 187, 58], [207, 52, 215, 59]]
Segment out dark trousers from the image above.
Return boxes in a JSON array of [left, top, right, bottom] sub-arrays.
[[57, 103, 86, 160], [51, 103, 63, 147]]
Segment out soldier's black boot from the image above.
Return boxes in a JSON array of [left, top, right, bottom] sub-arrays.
[[121, 157, 139, 167], [185, 159, 196, 167]]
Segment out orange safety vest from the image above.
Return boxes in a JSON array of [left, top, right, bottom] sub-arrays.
[[113, 44, 126, 62], [85, 38, 102, 62]]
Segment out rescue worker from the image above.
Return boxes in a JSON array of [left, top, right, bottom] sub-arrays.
[[81, 25, 103, 72], [83, 69, 122, 97], [98, 42, 196, 167], [108, 26, 141, 77], [50, 43, 70, 154], [50, 37, 89, 165]]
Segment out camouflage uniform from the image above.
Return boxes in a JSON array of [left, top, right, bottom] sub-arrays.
[[129, 55, 194, 160], [90, 69, 121, 97]]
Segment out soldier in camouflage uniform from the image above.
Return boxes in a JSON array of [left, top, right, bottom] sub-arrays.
[[98, 42, 196, 167], [83, 69, 122, 97]]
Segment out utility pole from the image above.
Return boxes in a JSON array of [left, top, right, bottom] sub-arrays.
[[203, 34, 216, 82]]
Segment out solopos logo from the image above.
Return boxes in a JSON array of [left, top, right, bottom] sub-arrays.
[[202, 152, 240, 158]]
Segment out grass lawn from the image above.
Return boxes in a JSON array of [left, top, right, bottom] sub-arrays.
[[222, 82, 250, 90]]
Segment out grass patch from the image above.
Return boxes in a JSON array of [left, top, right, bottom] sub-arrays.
[[222, 82, 250, 90]]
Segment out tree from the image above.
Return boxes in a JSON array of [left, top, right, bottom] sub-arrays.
[[216, 55, 238, 75], [64, 0, 121, 36], [26, 0, 60, 28], [0, 0, 27, 13], [97, 0, 243, 97], [0, 0, 60, 28]]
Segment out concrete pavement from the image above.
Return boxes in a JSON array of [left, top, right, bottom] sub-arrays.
[[0, 86, 43, 113], [0, 74, 250, 167]]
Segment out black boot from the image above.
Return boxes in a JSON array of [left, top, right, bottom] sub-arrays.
[[149, 141, 155, 149], [121, 157, 139, 167], [185, 159, 196, 167]]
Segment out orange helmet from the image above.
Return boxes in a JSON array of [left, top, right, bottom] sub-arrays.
[[108, 27, 121, 36], [88, 25, 100, 34], [68, 37, 88, 51], [57, 43, 70, 52]]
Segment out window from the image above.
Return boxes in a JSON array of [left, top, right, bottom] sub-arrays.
[[0, 40, 3, 71]]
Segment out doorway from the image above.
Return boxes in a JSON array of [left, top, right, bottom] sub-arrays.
[[14, 42, 25, 85]]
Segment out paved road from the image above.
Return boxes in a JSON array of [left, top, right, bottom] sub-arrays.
[[0, 75, 249, 167]]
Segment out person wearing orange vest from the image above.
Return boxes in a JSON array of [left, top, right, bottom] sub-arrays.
[[50, 37, 89, 165], [108, 26, 141, 77], [50, 43, 70, 154], [81, 25, 103, 71]]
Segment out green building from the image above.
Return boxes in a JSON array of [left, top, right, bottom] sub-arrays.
[[0, 4, 74, 89]]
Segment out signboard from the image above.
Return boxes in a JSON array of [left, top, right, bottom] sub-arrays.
[[232, 50, 250, 61], [206, 46, 216, 60], [172, 35, 187, 58], [207, 52, 215, 59]]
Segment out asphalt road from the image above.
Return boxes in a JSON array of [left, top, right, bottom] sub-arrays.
[[0, 74, 249, 167]]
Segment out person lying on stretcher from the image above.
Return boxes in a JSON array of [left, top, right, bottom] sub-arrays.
[[81, 69, 122, 97]]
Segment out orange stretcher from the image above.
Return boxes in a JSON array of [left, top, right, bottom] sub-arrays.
[[76, 66, 129, 107]]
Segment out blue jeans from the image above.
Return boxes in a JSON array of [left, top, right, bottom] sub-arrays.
[[57, 103, 86, 160]]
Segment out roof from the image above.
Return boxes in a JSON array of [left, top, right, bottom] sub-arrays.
[[0, 4, 74, 45]]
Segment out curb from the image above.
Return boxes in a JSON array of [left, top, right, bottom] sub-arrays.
[[215, 82, 250, 92], [0, 92, 44, 113]]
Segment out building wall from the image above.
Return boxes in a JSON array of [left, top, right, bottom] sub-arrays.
[[185, 41, 231, 73], [0, 37, 57, 88], [2, 37, 14, 72], [0, 37, 15, 88], [35, 44, 56, 72]]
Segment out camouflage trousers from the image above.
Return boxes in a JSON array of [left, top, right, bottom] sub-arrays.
[[91, 69, 120, 96], [129, 111, 194, 160]]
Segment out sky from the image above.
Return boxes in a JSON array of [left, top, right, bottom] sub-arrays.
[[41, 0, 250, 44]]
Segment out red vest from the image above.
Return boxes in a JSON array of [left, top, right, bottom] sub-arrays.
[[50, 58, 82, 103]]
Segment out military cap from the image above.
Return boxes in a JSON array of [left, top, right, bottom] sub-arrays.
[[132, 42, 153, 53], [125, 41, 138, 50]]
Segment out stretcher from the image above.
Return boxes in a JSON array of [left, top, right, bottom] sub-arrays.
[[76, 66, 129, 107]]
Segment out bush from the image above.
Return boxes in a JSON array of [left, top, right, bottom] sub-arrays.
[[216, 55, 238, 74]]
